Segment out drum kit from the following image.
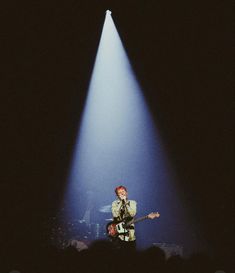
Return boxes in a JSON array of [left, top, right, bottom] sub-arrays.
[[48, 205, 113, 248]]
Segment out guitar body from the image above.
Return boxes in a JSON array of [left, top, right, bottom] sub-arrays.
[[106, 221, 129, 237]]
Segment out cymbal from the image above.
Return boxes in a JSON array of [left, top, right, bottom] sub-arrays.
[[99, 205, 111, 213]]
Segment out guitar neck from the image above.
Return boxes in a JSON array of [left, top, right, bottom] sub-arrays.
[[126, 215, 149, 227]]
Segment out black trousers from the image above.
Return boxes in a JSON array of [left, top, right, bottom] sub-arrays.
[[112, 237, 136, 250]]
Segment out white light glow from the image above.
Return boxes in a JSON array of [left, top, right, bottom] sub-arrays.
[[61, 11, 196, 252]]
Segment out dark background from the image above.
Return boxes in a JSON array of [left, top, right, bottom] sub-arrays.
[[1, 0, 234, 269]]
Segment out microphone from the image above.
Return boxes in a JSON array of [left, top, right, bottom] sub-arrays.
[[122, 197, 127, 206]]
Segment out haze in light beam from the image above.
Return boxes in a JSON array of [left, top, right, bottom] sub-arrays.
[[66, 11, 167, 207]]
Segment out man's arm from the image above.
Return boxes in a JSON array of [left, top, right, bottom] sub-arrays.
[[125, 200, 137, 217], [111, 200, 123, 218]]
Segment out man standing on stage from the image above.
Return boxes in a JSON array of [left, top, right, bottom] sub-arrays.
[[111, 185, 137, 249]]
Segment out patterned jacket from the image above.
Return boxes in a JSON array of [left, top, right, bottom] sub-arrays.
[[111, 199, 137, 241]]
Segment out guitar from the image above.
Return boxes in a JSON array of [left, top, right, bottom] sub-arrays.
[[106, 212, 160, 238]]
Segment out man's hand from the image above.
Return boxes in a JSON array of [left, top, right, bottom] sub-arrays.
[[120, 195, 127, 203]]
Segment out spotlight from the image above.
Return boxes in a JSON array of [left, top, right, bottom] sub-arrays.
[[64, 9, 194, 253]]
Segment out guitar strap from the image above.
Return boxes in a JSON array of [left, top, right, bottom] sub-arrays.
[[120, 205, 125, 219]]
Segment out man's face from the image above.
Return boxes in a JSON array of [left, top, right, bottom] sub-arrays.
[[117, 188, 127, 200]]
